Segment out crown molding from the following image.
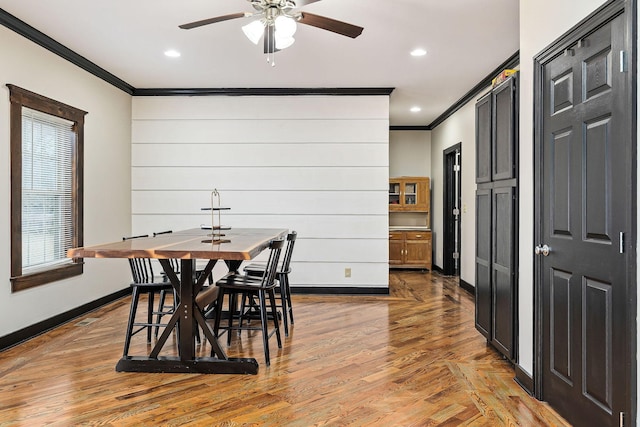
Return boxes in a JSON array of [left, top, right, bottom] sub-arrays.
[[428, 51, 519, 129], [389, 125, 432, 131], [0, 8, 135, 94], [132, 87, 395, 96]]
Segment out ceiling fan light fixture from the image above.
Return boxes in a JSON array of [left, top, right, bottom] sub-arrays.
[[242, 19, 265, 44], [275, 35, 295, 50], [274, 15, 297, 37]]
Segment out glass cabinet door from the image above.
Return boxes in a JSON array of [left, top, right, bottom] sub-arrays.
[[404, 182, 417, 206], [389, 182, 400, 206]]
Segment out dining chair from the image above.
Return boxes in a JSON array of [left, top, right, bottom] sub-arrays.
[[213, 238, 284, 366], [122, 234, 176, 358], [243, 231, 296, 336]]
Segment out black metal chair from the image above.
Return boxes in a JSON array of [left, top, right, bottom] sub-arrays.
[[213, 238, 284, 366], [243, 231, 296, 336], [122, 234, 175, 358]]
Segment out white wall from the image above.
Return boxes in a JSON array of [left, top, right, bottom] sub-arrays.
[[131, 95, 390, 289], [0, 26, 132, 336], [519, 0, 609, 377], [430, 95, 486, 282], [389, 130, 431, 177]]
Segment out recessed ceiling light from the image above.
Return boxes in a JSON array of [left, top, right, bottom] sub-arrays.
[[164, 49, 181, 58], [410, 48, 427, 57], [410, 106, 422, 113]]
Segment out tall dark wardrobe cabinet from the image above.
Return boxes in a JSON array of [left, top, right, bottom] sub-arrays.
[[474, 73, 518, 361]]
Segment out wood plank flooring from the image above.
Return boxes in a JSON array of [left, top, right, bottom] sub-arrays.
[[0, 271, 570, 426]]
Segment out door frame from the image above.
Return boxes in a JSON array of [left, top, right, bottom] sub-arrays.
[[443, 143, 462, 276], [532, 0, 636, 421]]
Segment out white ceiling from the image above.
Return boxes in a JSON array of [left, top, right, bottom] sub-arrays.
[[0, 0, 519, 126]]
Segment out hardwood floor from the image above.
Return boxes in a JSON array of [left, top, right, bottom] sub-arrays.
[[0, 271, 569, 426]]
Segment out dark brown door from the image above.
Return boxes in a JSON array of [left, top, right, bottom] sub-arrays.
[[444, 144, 461, 276], [538, 11, 631, 426]]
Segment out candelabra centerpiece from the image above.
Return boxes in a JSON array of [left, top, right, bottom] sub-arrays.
[[201, 189, 231, 244]]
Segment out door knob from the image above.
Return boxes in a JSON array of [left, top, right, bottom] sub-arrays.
[[535, 244, 551, 256]]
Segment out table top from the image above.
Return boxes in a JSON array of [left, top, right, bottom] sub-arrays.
[[67, 228, 288, 260]]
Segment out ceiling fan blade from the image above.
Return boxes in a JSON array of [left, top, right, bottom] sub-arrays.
[[293, 0, 322, 6], [298, 12, 363, 38], [179, 12, 250, 29]]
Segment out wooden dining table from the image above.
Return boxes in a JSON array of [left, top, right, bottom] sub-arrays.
[[67, 227, 288, 374]]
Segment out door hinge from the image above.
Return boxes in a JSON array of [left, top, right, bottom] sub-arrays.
[[620, 232, 625, 254], [620, 50, 628, 72], [452, 252, 460, 260], [619, 411, 625, 427], [454, 164, 460, 172], [453, 208, 460, 216]]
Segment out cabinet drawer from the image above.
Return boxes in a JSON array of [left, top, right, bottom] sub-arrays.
[[389, 232, 404, 240], [405, 231, 430, 240]]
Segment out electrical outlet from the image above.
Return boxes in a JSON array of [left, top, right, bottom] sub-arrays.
[[345, 268, 351, 278]]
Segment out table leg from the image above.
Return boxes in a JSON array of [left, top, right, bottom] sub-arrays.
[[225, 259, 243, 274], [178, 259, 195, 361]]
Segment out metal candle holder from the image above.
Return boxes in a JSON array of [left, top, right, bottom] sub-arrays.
[[201, 188, 231, 244]]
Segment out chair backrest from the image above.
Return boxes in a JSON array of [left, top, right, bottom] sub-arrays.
[[123, 235, 153, 284], [280, 231, 297, 273], [261, 238, 285, 288]]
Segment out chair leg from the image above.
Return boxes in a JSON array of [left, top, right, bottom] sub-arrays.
[[258, 289, 271, 366], [238, 292, 248, 330], [277, 274, 289, 336], [213, 289, 225, 337], [284, 274, 294, 324], [123, 288, 140, 357], [146, 290, 155, 343], [267, 288, 282, 348], [227, 292, 237, 346], [155, 290, 167, 338]]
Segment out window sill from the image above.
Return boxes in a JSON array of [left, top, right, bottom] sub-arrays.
[[11, 262, 84, 292]]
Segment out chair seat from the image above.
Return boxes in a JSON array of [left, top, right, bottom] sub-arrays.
[[216, 274, 279, 291], [243, 262, 290, 276], [132, 281, 174, 290]]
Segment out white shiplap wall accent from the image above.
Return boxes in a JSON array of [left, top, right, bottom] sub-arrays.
[[131, 95, 390, 289]]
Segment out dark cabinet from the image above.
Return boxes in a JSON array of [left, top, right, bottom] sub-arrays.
[[492, 78, 517, 181], [475, 95, 492, 184], [475, 189, 492, 338], [474, 74, 518, 361]]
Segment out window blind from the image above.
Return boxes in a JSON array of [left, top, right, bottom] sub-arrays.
[[21, 107, 75, 273]]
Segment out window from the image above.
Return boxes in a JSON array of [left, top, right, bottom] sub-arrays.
[[8, 85, 87, 292]]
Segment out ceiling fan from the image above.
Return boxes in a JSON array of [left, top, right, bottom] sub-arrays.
[[179, 0, 364, 55]]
